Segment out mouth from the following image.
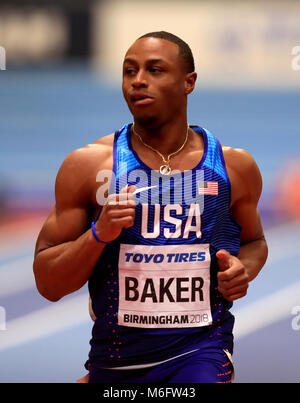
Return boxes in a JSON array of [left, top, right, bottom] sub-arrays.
[[131, 94, 154, 106]]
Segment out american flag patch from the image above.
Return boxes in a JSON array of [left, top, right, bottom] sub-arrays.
[[198, 181, 218, 195]]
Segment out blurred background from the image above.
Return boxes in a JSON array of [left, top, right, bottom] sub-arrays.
[[0, 0, 299, 383]]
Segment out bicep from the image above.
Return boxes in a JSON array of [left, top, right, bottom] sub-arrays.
[[34, 149, 93, 256], [229, 149, 265, 244], [231, 201, 264, 244]]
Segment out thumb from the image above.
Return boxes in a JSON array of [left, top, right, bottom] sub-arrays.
[[216, 249, 231, 271], [127, 185, 136, 194], [118, 184, 136, 205], [120, 184, 136, 194]]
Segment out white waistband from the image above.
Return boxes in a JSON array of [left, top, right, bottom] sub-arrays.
[[102, 348, 200, 370]]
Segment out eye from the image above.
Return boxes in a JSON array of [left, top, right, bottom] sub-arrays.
[[149, 67, 162, 73], [124, 67, 136, 75]]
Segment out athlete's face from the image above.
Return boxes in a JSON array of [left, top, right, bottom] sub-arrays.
[[122, 37, 196, 126]]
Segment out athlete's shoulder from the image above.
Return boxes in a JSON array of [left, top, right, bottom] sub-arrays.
[[222, 146, 260, 177], [222, 146, 262, 203], [54, 133, 114, 203], [92, 132, 115, 148], [60, 132, 114, 172]]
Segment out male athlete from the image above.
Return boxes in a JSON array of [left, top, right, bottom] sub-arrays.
[[33, 31, 268, 383]]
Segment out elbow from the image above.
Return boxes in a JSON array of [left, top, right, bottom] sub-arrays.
[[33, 261, 62, 302], [262, 236, 269, 264], [255, 235, 268, 270], [35, 280, 62, 302], [42, 290, 62, 303]]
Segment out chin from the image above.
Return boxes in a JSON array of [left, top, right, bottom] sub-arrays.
[[133, 114, 159, 128]]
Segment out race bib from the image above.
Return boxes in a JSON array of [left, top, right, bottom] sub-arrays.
[[118, 244, 212, 328]]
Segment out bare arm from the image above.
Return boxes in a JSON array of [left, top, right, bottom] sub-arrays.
[[230, 148, 268, 281], [217, 148, 268, 301], [33, 145, 136, 302], [33, 207, 106, 302], [33, 148, 106, 301]]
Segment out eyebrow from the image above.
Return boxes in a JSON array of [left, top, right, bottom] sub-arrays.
[[123, 58, 167, 65]]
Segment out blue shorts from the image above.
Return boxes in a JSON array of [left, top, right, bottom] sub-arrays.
[[88, 347, 234, 383]]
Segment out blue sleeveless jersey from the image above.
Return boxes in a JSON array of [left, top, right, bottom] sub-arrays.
[[87, 124, 241, 368]]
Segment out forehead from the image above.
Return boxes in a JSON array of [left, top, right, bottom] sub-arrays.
[[124, 37, 180, 65]]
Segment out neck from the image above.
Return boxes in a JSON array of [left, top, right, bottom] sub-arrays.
[[132, 119, 189, 156]]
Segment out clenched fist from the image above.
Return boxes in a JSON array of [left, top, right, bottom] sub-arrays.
[[216, 249, 249, 302], [93, 185, 136, 243]]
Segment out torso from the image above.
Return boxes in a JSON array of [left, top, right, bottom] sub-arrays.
[[86, 124, 240, 367], [80, 128, 243, 220]]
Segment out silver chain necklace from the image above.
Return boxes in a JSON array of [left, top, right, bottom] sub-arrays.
[[132, 124, 189, 175]]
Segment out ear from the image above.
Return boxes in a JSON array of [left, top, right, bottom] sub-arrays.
[[184, 72, 197, 95]]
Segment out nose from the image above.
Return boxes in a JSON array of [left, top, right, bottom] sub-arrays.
[[132, 69, 147, 88]]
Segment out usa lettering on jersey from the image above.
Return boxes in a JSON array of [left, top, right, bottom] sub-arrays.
[[140, 203, 202, 239]]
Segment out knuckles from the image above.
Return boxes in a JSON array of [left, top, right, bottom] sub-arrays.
[[217, 259, 250, 301]]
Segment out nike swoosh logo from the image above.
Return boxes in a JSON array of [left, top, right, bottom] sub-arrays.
[[133, 185, 157, 195]]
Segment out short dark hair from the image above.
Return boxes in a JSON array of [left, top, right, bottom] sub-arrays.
[[138, 31, 195, 73]]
